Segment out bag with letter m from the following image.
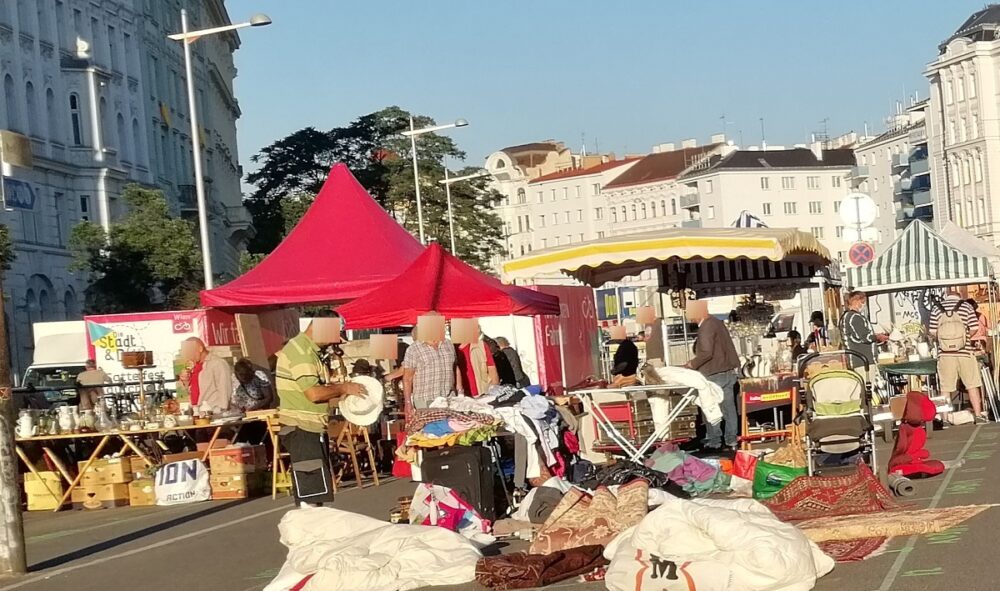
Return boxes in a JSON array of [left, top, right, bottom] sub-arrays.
[[155, 459, 211, 506], [937, 302, 968, 353]]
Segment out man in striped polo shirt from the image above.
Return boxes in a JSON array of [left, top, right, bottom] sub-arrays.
[[929, 291, 984, 422]]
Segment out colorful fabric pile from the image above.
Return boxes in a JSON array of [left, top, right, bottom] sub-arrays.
[[529, 480, 649, 555], [646, 443, 730, 496], [405, 407, 499, 448]]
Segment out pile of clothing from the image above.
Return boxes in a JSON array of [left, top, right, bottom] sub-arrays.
[[645, 443, 731, 496], [404, 407, 499, 448]]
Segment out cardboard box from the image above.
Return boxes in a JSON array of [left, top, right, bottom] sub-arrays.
[[78, 458, 133, 486], [128, 479, 156, 507], [71, 483, 130, 510], [24, 472, 64, 511], [129, 456, 154, 479], [196, 439, 231, 452], [210, 473, 266, 500], [209, 445, 267, 475], [161, 451, 203, 465]]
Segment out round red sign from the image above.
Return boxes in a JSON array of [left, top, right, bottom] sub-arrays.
[[849, 241, 875, 266]]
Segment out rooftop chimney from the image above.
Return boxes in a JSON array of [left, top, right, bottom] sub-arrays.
[[809, 136, 823, 161]]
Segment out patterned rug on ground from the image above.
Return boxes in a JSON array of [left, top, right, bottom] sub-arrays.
[[763, 463, 900, 522], [797, 504, 994, 542], [817, 537, 890, 562]]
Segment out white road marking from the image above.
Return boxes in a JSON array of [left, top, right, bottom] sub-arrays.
[[0, 504, 291, 590], [876, 424, 981, 591]]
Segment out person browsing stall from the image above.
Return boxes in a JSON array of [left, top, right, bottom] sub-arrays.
[[930, 291, 986, 422], [496, 337, 530, 388], [683, 300, 740, 451], [609, 328, 640, 387], [457, 332, 499, 397], [787, 330, 809, 361], [840, 291, 887, 370], [231, 358, 275, 412], [76, 359, 110, 411], [402, 315, 462, 413], [276, 315, 367, 506], [179, 337, 232, 412]]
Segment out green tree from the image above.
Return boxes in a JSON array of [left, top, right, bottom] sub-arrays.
[[0, 224, 14, 274], [244, 106, 506, 270], [70, 184, 203, 313]]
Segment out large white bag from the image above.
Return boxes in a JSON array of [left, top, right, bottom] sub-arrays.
[[155, 459, 211, 506]]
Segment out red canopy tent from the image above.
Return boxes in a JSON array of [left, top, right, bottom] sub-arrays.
[[337, 242, 560, 329], [200, 164, 424, 309]]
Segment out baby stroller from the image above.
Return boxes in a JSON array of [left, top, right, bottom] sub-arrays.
[[797, 351, 878, 478]]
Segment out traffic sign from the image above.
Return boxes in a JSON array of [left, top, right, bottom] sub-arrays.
[[840, 193, 877, 228], [848, 241, 876, 266]]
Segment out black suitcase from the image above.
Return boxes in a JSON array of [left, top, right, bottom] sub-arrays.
[[420, 445, 497, 521]]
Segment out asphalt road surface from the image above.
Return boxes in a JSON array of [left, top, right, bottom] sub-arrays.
[[2, 423, 996, 591]]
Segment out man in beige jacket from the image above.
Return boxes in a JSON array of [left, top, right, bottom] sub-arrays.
[[179, 338, 232, 411]]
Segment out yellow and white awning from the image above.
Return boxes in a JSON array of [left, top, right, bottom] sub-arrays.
[[502, 227, 832, 288]]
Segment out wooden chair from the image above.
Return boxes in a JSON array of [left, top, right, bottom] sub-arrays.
[[267, 416, 293, 499], [328, 419, 380, 490]]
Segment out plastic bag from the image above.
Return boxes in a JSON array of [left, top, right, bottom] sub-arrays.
[[732, 450, 760, 481], [408, 483, 495, 546], [752, 460, 807, 500]]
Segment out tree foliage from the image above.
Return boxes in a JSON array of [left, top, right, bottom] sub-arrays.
[[0, 224, 14, 274], [70, 184, 203, 313], [245, 106, 506, 271]]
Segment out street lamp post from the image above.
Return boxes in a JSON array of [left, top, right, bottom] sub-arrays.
[[438, 169, 489, 253], [401, 117, 468, 244], [170, 11, 272, 289]]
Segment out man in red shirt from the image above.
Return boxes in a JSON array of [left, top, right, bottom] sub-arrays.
[[456, 336, 499, 397]]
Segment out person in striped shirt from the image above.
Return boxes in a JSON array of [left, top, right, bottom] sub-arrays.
[[929, 291, 985, 422]]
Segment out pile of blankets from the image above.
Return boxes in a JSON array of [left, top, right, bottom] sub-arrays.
[[404, 407, 499, 448]]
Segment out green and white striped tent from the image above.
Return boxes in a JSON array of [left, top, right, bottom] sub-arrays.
[[846, 220, 994, 294]]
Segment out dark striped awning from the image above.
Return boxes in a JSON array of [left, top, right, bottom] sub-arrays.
[[846, 220, 993, 293], [663, 259, 837, 297]]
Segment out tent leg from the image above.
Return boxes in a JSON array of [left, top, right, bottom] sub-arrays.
[[660, 292, 671, 365], [558, 322, 568, 393]]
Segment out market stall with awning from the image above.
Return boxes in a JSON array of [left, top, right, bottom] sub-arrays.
[[338, 242, 560, 328], [846, 220, 993, 293], [502, 227, 833, 297], [200, 164, 424, 310]]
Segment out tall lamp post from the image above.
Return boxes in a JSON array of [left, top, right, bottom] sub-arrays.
[[169, 11, 272, 289], [438, 169, 489, 253], [401, 117, 468, 244]]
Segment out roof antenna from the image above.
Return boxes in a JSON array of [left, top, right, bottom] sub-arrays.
[[580, 132, 587, 157], [759, 117, 767, 151]]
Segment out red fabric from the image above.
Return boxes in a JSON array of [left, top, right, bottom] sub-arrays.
[[391, 432, 412, 479], [457, 342, 495, 396], [817, 537, 889, 563], [337, 243, 560, 328], [289, 575, 314, 591], [763, 463, 899, 521], [199, 164, 423, 309], [189, 361, 204, 406], [889, 391, 945, 478]]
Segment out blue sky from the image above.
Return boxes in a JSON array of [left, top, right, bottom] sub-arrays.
[[232, 0, 984, 183]]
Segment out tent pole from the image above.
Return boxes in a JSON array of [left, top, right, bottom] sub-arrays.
[[660, 291, 671, 365], [558, 321, 568, 393]]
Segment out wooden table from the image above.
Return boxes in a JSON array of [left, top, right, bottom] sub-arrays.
[[16, 415, 280, 511]]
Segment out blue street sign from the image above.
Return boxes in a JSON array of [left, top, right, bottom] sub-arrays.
[[2, 177, 35, 210]]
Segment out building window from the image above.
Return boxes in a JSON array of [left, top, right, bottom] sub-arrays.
[[38, 0, 52, 41], [517, 217, 523, 234], [45, 88, 57, 142], [970, 72, 977, 98], [592, 183, 600, 196], [784, 202, 797, 215], [564, 210, 571, 224], [4, 75, 18, 132], [536, 191, 543, 204], [524, 215, 531, 231], [832, 175, 842, 188], [516, 188, 526, 204], [79, 195, 91, 221], [538, 215, 545, 228], [760, 176, 770, 190], [947, 119, 956, 145], [945, 79, 953, 104], [640, 203, 647, 219], [811, 226, 824, 239], [575, 185, 582, 198], [631, 204, 637, 220], [807, 176, 820, 189], [69, 92, 82, 145], [576, 209, 583, 222], [597, 231, 605, 239], [24, 81, 37, 137], [578, 233, 584, 242], [552, 213, 558, 226], [706, 205, 715, 219], [835, 226, 844, 238], [959, 117, 967, 143], [704, 180, 713, 194], [549, 189, 556, 202], [957, 77, 965, 101], [594, 207, 603, 220], [951, 160, 961, 187], [975, 154, 984, 182], [621, 206, 627, 221], [562, 187, 568, 200], [670, 199, 677, 215], [611, 208, 618, 223], [541, 238, 547, 249], [108, 25, 118, 70], [833, 200, 841, 213], [972, 114, 979, 139], [963, 159, 971, 184], [978, 198, 987, 222], [762, 202, 772, 216], [651, 201, 658, 218], [519, 245, 525, 256], [808, 201, 822, 214], [781, 176, 795, 190], [555, 236, 561, 246]]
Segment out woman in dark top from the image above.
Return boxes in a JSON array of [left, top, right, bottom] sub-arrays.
[[787, 330, 809, 361], [804, 311, 828, 351], [484, 336, 517, 386]]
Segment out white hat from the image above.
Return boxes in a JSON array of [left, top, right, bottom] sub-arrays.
[[339, 375, 384, 427]]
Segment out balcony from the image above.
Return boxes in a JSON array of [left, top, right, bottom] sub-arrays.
[[679, 193, 700, 209], [850, 165, 869, 179], [913, 189, 932, 207], [892, 153, 909, 170], [681, 218, 702, 228], [910, 157, 929, 176]]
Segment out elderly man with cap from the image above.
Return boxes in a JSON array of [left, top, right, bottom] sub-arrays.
[[179, 337, 232, 412], [276, 315, 366, 506], [683, 300, 741, 451]]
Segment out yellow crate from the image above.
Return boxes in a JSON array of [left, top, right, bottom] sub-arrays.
[[24, 472, 64, 511]]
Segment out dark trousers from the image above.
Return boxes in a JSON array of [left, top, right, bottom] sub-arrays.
[[280, 427, 335, 505]]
